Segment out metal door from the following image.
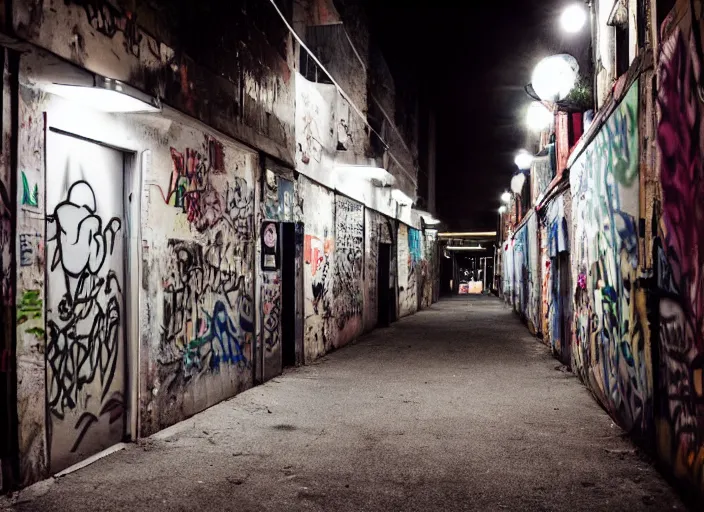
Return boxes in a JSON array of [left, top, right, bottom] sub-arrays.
[[46, 130, 127, 473]]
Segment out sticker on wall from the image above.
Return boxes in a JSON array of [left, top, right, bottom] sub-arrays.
[[262, 221, 279, 271]]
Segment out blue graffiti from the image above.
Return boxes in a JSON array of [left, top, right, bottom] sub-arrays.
[[409, 228, 422, 264], [184, 300, 249, 373], [210, 301, 247, 367]]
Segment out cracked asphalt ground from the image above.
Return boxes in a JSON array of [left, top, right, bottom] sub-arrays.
[[2, 296, 689, 511]]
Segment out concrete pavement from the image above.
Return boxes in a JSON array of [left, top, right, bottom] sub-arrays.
[[2, 296, 688, 511]]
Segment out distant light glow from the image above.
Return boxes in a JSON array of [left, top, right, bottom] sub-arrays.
[[514, 150, 533, 170], [526, 101, 553, 131], [392, 188, 414, 205], [499, 206, 507, 214], [561, 4, 588, 33], [446, 246, 485, 251], [438, 231, 497, 238], [501, 192, 512, 203], [531, 54, 579, 102], [45, 83, 160, 113]]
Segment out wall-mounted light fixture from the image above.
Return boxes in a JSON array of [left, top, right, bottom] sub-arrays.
[[531, 54, 579, 102], [45, 75, 160, 113], [511, 173, 527, 194], [438, 231, 497, 238], [446, 245, 485, 251], [561, 3, 588, 33], [499, 206, 507, 214], [392, 188, 414, 206], [501, 191, 512, 203], [414, 208, 441, 225], [334, 165, 396, 187], [514, 150, 534, 170], [526, 101, 553, 131]]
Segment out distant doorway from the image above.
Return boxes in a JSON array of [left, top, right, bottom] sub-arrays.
[[281, 223, 297, 367], [558, 251, 572, 366], [377, 243, 391, 327]]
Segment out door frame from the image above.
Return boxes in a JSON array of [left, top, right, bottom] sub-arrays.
[[377, 242, 391, 327], [45, 126, 141, 448], [280, 221, 297, 368]]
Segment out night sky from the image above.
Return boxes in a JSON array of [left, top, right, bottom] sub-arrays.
[[369, 2, 590, 231]]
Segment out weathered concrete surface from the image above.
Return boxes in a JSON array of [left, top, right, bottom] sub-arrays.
[[3, 297, 688, 511]]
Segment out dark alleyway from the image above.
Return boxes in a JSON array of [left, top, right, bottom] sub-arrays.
[[2, 297, 686, 512]]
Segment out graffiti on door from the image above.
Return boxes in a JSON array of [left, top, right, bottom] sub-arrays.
[[46, 179, 125, 452]]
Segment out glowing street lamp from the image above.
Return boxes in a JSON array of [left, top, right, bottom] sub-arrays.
[[560, 4, 588, 33], [498, 206, 507, 214], [501, 191, 512, 204], [526, 101, 553, 131], [514, 150, 533, 170], [531, 54, 579, 102]]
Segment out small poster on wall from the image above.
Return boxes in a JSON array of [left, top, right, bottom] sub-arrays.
[[261, 221, 280, 271]]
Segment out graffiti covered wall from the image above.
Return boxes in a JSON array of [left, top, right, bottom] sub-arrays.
[[542, 193, 571, 361], [569, 80, 650, 436], [513, 214, 540, 334], [398, 224, 418, 317], [16, 60, 259, 479], [333, 196, 364, 347], [363, 209, 379, 333], [540, 220, 551, 347], [144, 131, 256, 435], [655, 1, 704, 494], [301, 176, 335, 361], [13, 0, 295, 164], [16, 79, 48, 486]]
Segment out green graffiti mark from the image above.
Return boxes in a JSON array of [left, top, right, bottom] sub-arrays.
[[17, 289, 42, 325], [25, 327, 45, 338], [21, 171, 39, 207]]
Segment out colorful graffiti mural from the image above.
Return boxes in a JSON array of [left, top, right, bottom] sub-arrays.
[[301, 177, 335, 360], [569, 80, 649, 436], [155, 136, 255, 433], [398, 224, 417, 317], [513, 215, 540, 334], [544, 194, 570, 360], [655, 4, 704, 493]]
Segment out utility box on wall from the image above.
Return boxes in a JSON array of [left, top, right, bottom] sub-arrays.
[[261, 221, 280, 271]]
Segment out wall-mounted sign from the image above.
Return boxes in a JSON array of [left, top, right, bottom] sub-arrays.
[[261, 221, 280, 271]]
